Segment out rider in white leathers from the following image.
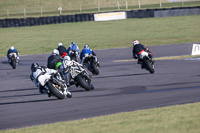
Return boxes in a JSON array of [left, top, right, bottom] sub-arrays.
[[30, 63, 58, 96]]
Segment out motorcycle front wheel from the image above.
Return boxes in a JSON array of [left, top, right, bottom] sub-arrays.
[[11, 57, 16, 69], [47, 81, 65, 99]]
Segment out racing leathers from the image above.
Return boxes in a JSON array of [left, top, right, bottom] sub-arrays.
[[132, 43, 154, 65], [47, 54, 63, 70], [67, 43, 80, 62], [57, 45, 68, 57], [80, 47, 97, 64], [30, 66, 58, 94]]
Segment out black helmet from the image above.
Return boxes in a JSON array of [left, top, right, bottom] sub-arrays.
[[31, 63, 39, 72]]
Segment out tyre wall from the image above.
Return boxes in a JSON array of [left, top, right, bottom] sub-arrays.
[[0, 6, 199, 28]]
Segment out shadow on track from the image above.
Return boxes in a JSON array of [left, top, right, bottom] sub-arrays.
[[0, 98, 57, 106], [0, 93, 40, 99], [94, 73, 148, 79], [0, 88, 36, 93]]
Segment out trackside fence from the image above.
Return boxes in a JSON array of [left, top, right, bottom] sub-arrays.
[[0, 6, 199, 28]]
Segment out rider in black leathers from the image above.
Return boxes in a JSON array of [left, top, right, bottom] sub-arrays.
[[47, 49, 63, 70], [57, 42, 68, 58], [132, 40, 154, 66]]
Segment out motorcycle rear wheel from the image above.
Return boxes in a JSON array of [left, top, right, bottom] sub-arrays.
[[91, 62, 99, 75], [47, 81, 65, 99], [75, 75, 92, 91], [144, 59, 155, 74]]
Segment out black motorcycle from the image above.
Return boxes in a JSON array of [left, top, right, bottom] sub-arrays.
[[9, 53, 18, 69], [69, 50, 78, 62], [83, 54, 100, 75]]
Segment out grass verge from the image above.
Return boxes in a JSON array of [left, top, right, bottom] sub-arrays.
[[0, 15, 200, 57], [1, 102, 200, 133]]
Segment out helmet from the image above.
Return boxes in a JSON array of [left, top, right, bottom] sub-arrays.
[[58, 42, 63, 47], [64, 56, 71, 61], [31, 63, 39, 72], [133, 40, 139, 45], [52, 49, 59, 55], [71, 42, 76, 45], [84, 44, 89, 49], [10, 46, 14, 50]]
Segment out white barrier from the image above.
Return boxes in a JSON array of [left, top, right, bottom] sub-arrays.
[[191, 44, 200, 55], [94, 12, 126, 21]]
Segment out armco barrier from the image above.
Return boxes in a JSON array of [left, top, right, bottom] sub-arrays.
[[0, 6, 199, 28]]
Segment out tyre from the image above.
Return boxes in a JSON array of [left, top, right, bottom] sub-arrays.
[[47, 81, 65, 99], [144, 59, 155, 74], [75, 75, 91, 91], [11, 57, 16, 69], [91, 62, 99, 75]]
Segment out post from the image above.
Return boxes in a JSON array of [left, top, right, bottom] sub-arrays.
[[117, 2, 120, 10], [98, 3, 100, 12], [40, 7, 43, 15], [182, 0, 184, 6], [7, 9, 9, 17], [58, 5, 62, 15], [24, 8, 26, 16], [80, 4, 82, 12], [126, 1, 128, 10], [138, 0, 141, 9], [160, 0, 162, 8]]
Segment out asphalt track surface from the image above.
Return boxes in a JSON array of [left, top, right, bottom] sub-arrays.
[[0, 43, 200, 130]]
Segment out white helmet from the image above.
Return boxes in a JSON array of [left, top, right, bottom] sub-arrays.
[[133, 40, 139, 45], [64, 55, 71, 61], [52, 49, 59, 55], [10, 46, 14, 50], [58, 42, 63, 47]]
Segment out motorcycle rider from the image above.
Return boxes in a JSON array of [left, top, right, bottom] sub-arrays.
[[47, 49, 63, 70], [59, 55, 82, 87], [57, 42, 68, 57], [80, 44, 98, 65], [67, 42, 80, 62], [7, 46, 19, 64], [132, 40, 155, 68], [30, 62, 58, 96]]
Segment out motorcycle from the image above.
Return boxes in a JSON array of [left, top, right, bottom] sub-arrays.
[[9, 53, 18, 69], [37, 72, 72, 99], [61, 60, 94, 91], [138, 50, 155, 74], [82, 54, 100, 75], [69, 50, 79, 62]]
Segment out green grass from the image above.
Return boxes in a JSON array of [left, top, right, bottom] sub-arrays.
[[0, 15, 200, 57], [1, 102, 200, 133]]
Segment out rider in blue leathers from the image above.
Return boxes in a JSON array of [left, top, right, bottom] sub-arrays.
[[67, 42, 80, 62], [80, 44, 97, 64]]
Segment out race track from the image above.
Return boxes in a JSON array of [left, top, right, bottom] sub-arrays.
[[0, 43, 200, 130]]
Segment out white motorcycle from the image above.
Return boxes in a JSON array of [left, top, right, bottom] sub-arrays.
[[61, 59, 94, 91], [36, 72, 72, 99]]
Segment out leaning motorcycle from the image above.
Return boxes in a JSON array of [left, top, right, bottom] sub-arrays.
[[69, 50, 78, 62], [9, 53, 18, 69], [138, 50, 155, 74], [82, 54, 100, 75], [61, 60, 94, 91], [37, 73, 72, 99]]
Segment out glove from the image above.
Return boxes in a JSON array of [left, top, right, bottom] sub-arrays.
[[133, 56, 137, 59]]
